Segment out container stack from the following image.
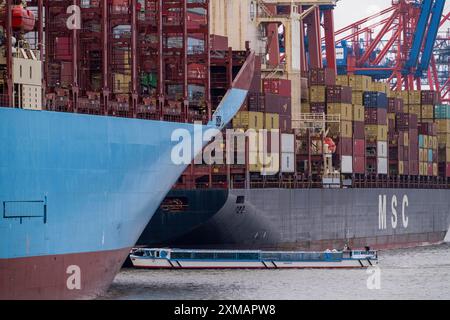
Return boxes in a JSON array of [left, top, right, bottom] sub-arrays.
[[388, 98, 407, 175], [239, 64, 449, 180], [405, 90, 422, 120], [363, 91, 389, 175], [232, 111, 264, 131], [326, 85, 354, 173], [263, 79, 293, 134], [435, 104, 450, 177], [421, 90, 437, 123], [418, 123, 438, 177]]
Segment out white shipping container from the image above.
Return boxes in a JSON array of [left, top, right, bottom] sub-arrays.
[[281, 133, 295, 153], [281, 152, 295, 173], [377, 157, 388, 175], [341, 156, 353, 174], [377, 141, 388, 158]]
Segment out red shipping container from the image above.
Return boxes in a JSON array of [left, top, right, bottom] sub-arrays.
[[444, 163, 450, 178], [409, 161, 419, 175], [418, 122, 435, 135], [403, 147, 409, 161], [354, 139, 365, 157], [421, 90, 438, 105], [263, 79, 291, 97], [309, 68, 336, 86], [55, 37, 72, 61], [353, 122, 365, 139], [210, 34, 228, 51], [402, 161, 410, 175], [353, 156, 365, 174], [365, 108, 387, 125], [337, 137, 353, 156], [326, 86, 352, 104], [428, 164, 433, 176], [388, 98, 404, 113]]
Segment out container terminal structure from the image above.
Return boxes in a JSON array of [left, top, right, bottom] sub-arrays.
[[0, 0, 256, 299], [137, 0, 450, 252]]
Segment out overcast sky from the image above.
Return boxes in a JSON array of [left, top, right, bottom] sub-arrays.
[[334, 0, 450, 30]]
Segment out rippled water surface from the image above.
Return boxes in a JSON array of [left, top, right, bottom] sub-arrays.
[[101, 244, 450, 300]]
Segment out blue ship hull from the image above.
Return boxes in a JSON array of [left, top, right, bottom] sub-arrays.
[[0, 53, 255, 299], [0, 108, 203, 298]]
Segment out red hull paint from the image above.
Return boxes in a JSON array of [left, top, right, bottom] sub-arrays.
[[0, 248, 130, 300], [269, 232, 447, 252]]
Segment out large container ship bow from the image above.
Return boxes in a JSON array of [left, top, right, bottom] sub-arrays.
[[137, 0, 450, 251], [0, 0, 256, 299]]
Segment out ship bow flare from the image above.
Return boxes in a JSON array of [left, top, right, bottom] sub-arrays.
[[0, 108, 215, 299]]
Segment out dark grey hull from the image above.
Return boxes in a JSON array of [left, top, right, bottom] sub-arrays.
[[140, 188, 450, 251]]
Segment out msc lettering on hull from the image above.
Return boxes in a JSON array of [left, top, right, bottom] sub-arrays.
[[378, 195, 409, 230]]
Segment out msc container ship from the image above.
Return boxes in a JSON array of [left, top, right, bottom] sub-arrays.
[[137, 0, 450, 251], [0, 0, 255, 299]]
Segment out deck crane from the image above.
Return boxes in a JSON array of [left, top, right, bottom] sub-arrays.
[[325, 0, 446, 92]]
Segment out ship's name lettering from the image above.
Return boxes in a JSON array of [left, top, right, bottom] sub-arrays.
[[378, 195, 409, 230]]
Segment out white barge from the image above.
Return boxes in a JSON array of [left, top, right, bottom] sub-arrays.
[[129, 248, 378, 270]]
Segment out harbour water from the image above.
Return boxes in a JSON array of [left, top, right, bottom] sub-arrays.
[[101, 244, 450, 300]]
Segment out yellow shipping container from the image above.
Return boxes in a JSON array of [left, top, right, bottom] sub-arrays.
[[336, 75, 349, 86], [341, 121, 353, 138], [404, 132, 409, 147], [265, 113, 280, 130], [436, 119, 450, 133], [419, 162, 426, 176], [399, 161, 404, 175], [419, 149, 425, 162], [408, 104, 421, 118], [353, 104, 364, 122], [408, 90, 422, 105], [309, 86, 326, 103], [434, 163, 438, 177], [438, 133, 450, 146], [365, 125, 388, 141], [352, 92, 364, 105], [424, 136, 429, 149], [113, 73, 131, 93], [327, 103, 353, 121], [348, 75, 372, 91], [421, 105, 434, 119], [301, 103, 311, 114], [328, 121, 352, 138], [388, 113, 396, 121], [233, 111, 264, 129], [372, 82, 390, 95], [395, 91, 410, 104], [433, 136, 438, 150]]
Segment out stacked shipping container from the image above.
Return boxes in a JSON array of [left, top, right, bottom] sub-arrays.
[[301, 69, 449, 180]]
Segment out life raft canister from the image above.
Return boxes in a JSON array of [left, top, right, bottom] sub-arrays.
[[324, 137, 336, 153], [11, 5, 36, 32]]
